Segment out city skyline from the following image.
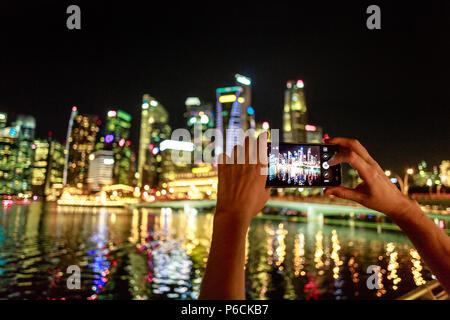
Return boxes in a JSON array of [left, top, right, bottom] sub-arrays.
[[0, 1, 449, 304], [0, 2, 448, 175]]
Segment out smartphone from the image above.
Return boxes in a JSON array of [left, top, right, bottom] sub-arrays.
[[266, 142, 341, 187]]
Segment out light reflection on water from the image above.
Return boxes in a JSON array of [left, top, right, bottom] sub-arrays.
[[0, 202, 433, 300]]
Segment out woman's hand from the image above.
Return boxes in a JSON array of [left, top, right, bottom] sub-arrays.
[[215, 132, 270, 226], [324, 137, 419, 218], [199, 133, 270, 299]]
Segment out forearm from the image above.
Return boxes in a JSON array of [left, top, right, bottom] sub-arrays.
[[199, 213, 250, 300], [391, 201, 450, 293]]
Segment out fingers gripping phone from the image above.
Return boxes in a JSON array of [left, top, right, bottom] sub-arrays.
[[266, 143, 341, 187]]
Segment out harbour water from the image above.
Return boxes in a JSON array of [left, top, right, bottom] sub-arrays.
[[0, 202, 433, 300]]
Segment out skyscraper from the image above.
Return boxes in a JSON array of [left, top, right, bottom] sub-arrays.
[[66, 113, 99, 188], [12, 115, 36, 195], [0, 123, 20, 195], [101, 109, 134, 185], [45, 139, 65, 194], [31, 139, 50, 196], [215, 74, 253, 155], [32, 137, 65, 196], [87, 150, 114, 192], [184, 97, 214, 166], [0, 114, 36, 195], [137, 94, 171, 188], [184, 97, 214, 135], [283, 80, 308, 143]]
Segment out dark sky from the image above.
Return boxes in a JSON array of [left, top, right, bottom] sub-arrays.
[[0, 0, 449, 174]]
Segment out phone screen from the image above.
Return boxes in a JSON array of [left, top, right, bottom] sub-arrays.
[[266, 143, 341, 187]]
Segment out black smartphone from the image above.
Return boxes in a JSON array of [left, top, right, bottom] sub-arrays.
[[266, 142, 341, 187]]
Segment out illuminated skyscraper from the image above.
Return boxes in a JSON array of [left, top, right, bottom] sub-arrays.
[[45, 139, 65, 193], [67, 113, 99, 188], [12, 115, 36, 195], [32, 138, 65, 196], [87, 150, 114, 192], [184, 97, 214, 135], [0, 124, 20, 194], [159, 139, 194, 183], [101, 109, 134, 185], [215, 74, 253, 155], [31, 139, 50, 196], [283, 80, 308, 143], [137, 94, 171, 188], [184, 97, 214, 166], [0, 114, 36, 195]]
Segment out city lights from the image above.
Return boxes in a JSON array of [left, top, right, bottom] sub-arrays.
[[305, 124, 317, 132], [407, 168, 414, 175], [107, 110, 117, 117], [385, 170, 391, 177], [160, 140, 194, 152], [105, 134, 114, 143], [200, 114, 209, 124], [142, 101, 149, 109], [185, 97, 201, 106], [235, 73, 251, 86], [218, 94, 237, 103], [103, 158, 114, 165], [216, 86, 242, 94]]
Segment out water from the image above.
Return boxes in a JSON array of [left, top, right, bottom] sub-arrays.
[[0, 202, 433, 300]]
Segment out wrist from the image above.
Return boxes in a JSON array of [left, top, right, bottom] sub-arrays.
[[390, 197, 424, 222], [214, 210, 252, 231]]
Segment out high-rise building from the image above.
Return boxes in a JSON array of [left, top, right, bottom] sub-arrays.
[[185, 97, 214, 135], [87, 150, 114, 192], [101, 109, 134, 185], [31, 139, 50, 196], [46, 139, 65, 193], [0, 114, 36, 195], [159, 139, 194, 183], [215, 74, 253, 155], [283, 80, 308, 143], [184, 97, 214, 166], [31, 138, 65, 196], [12, 115, 36, 195], [66, 113, 99, 189], [137, 94, 171, 188], [0, 124, 20, 195]]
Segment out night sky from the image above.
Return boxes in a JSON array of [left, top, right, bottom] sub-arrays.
[[0, 0, 449, 174]]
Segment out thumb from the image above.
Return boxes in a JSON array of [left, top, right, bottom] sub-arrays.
[[324, 186, 364, 203]]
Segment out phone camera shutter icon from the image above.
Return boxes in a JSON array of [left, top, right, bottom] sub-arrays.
[[322, 162, 330, 169]]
